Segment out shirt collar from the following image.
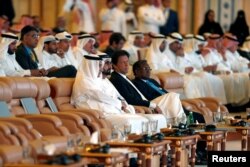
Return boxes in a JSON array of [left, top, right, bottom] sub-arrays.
[[117, 72, 127, 79], [24, 45, 32, 55]]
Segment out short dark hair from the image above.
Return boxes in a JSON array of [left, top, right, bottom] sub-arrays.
[[132, 60, 147, 75], [111, 50, 129, 65], [109, 32, 126, 45], [20, 25, 39, 40]]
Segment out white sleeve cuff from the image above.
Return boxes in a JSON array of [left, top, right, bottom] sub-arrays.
[[149, 102, 157, 109]]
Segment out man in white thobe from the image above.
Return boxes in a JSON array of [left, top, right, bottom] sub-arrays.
[[137, 0, 165, 33], [99, 0, 127, 37], [165, 33, 227, 103], [73, 34, 96, 68], [218, 34, 250, 104], [122, 31, 145, 77], [71, 53, 166, 133], [145, 33, 176, 73], [55, 31, 78, 68], [202, 34, 232, 73], [221, 34, 250, 73], [0, 33, 40, 76]]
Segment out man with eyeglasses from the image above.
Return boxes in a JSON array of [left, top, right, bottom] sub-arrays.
[[110, 50, 186, 122], [15, 25, 76, 77]]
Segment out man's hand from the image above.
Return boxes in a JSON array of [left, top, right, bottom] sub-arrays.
[[39, 68, 48, 76], [30, 69, 45, 76], [185, 67, 194, 74], [121, 100, 127, 111], [170, 69, 180, 74], [47, 67, 59, 73], [154, 106, 162, 114], [57, 49, 65, 58]]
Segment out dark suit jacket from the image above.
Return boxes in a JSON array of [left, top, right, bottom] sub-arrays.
[[109, 72, 150, 107], [132, 78, 168, 101], [15, 43, 39, 70], [160, 9, 179, 36]]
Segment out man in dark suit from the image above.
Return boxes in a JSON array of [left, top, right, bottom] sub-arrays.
[[110, 50, 162, 113], [132, 59, 207, 164], [15, 25, 76, 78], [160, 0, 179, 36], [132, 60, 205, 123], [132, 60, 168, 101], [110, 50, 187, 119]]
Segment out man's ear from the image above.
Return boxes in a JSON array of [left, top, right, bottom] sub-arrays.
[[112, 64, 117, 70]]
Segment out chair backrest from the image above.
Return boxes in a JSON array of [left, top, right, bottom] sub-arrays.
[[48, 78, 112, 130], [0, 82, 13, 117], [0, 145, 23, 164], [32, 78, 56, 114], [0, 77, 70, 136], [0, 77, 38, 116], [156, 72, 184, 95], [0, 80, 43, 141], [0, 122, 20, 145], [48, 78, 76, 111]]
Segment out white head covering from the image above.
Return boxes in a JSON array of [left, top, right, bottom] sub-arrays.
[[166, 32, 183, 45], [0, 33, 18, 59], [146, 34, 174, 72], [34, 35, 58, 65], [71, 54, 102, 105], [193, 35, 206, 51], [55, 31, 72, 41], [126, 31, 144, 46], [77, 34, 95, 49], [164, 32, 183, 63]]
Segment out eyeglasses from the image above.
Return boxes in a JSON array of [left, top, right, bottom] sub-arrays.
[[142, 67, 152, 71], [27, 33, 40, 39]]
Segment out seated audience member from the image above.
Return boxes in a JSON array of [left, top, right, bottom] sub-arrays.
[[71, 53, 165, 133], [104, 32, 126, 58], [55, 31, 78, 68], [34, 35, 77, 78], [73, 33, 96, 68], [122, 31, 145, 65], [15, 25, 76, 78], [0, 32, 43, 76], [220, 34, 250, 72], [238, 36, 250, 60], [132, 60, 205, 123], [109, 50, 186, 121]]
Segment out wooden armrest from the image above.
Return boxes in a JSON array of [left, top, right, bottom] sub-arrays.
[[0, 145, 23, 164]]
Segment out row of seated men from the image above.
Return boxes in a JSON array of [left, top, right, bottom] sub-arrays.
[[0, 25, 249, 106], [0, 74, 227, 165], [0, 25, 242, 165]]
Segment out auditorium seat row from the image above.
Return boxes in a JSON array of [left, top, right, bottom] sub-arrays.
[[0, 73, 228, 165]]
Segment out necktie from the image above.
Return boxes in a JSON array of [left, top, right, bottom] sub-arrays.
[[30, 51, 37, 63], [145, 80, 165, 95]]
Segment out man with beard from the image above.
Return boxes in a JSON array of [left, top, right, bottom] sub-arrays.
[[34, 34, 77, 78], [16, 25, 76, 78], [0, 32, 42, 76]]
